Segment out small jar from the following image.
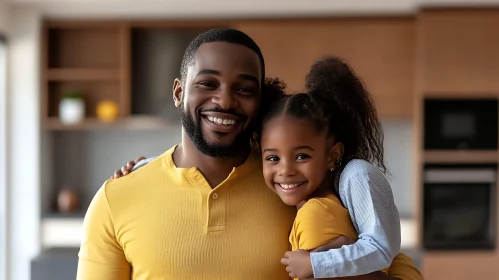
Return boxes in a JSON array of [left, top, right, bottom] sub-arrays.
[[57, 188, 79, 213]]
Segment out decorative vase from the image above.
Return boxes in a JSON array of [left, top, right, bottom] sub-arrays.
[[57, 188, 79, 213], [96, 100, 119, 123], [59, 97, 85, 124]]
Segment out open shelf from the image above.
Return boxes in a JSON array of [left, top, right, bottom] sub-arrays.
[[424, 150, 499, 163], [47, 81, 122, 118], [47, 68, 120, 81]]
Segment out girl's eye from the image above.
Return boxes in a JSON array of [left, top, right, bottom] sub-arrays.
[[296, 154, 310, 160], [266, 155, 279, 162]]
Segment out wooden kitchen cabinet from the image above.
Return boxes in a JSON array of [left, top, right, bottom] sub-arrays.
[[42, 22, 131, 129], [418, 8, 499, 95], [234, 17, 415, 118]]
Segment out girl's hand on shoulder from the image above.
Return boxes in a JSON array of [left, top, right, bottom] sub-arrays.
[[110, 156, 145, 179]]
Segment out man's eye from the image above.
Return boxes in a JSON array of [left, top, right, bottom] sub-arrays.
[[199, 81, 216, 88], [237, 86, 255, 94]]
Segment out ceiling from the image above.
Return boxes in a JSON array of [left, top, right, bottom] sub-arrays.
[[4, 0, 499, 19]]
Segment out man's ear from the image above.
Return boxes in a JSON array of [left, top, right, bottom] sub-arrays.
[[173, 78, 183, 108], [328, 142, 345, 170]]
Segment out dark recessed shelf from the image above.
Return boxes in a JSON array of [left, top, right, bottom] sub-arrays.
[[42, 212, 86, 219], [44, 116, 179, 131], [47, 68, 120, 81]]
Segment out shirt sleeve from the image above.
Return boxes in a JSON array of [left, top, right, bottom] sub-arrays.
[[131, 156, 157, 171], [291, 199, 357, 251], [77, 183, 131, 280], [310, 162, 401, 277], [388, 253, 424, 280]]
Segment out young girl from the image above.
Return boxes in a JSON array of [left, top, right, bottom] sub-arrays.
[[112, 57, 422, 279], [258, 57, 421, 280]]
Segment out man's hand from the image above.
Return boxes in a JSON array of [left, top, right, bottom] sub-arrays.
[[110, 156, 145, 179], [281, 250, 313, 279]]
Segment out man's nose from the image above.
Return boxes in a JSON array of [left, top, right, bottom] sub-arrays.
[[211, 86, 236, 110]]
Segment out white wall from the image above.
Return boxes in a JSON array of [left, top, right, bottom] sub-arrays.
[[0, 6, 9, 280], [383, 120, 415, 218], [6, 6, 41, 280], [0, 3, 12, 280], [0, 43, 7, 280]]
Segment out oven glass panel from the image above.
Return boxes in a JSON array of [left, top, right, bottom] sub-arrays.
[[424, 98, 498, 150], [423, 183, 495, 250]]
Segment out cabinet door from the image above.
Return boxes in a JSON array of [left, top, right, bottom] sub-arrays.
[[234, 20, 321, 93], [235, 18, 415, 118], [419, 9, 499, 95]]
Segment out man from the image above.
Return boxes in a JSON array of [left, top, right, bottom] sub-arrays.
[[77, 28, 420, 279]]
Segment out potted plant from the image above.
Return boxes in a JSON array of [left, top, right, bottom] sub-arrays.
[[59, 90, 85, 124]]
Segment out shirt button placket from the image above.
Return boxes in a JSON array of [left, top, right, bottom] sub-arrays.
[[206, 190, 225, 232]]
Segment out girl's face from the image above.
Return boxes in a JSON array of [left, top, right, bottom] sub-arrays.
[[260, 115, 343, 206]]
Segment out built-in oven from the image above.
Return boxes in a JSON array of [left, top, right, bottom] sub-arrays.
[[423, 164, 497, 250], [424, 98, 498, 150]]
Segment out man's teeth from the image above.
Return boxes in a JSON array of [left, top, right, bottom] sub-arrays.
[[280, 183, 302, 189], [207, 116, 236, 125]]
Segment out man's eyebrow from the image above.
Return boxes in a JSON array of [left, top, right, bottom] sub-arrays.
[[195, 70, 259, 85], [195, 69, 220, 77], [239, 74, 259, 85]]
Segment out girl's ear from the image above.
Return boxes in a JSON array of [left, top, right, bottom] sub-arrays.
[[328, 141, 344, 170]]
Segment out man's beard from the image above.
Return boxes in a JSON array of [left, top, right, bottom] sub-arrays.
[[179, 104, 253, 159]]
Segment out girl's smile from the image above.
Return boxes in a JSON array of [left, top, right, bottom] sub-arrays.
[[274, 181, 307, 193]]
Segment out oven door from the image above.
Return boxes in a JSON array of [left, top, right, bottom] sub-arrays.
[[423, 167, 497, 250]]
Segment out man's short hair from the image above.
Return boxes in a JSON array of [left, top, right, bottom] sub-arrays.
[[180, 28, 265, 87]]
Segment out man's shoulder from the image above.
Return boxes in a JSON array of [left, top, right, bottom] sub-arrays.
[[104, 149, 175, 196]]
